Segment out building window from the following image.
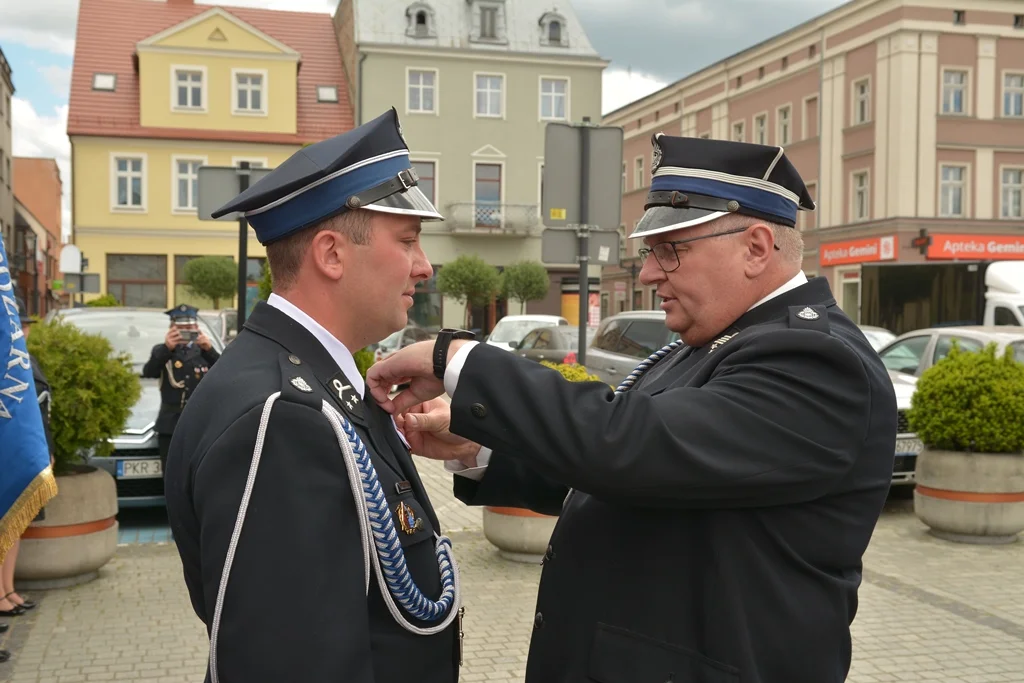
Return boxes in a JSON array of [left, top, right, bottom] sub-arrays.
[[317, 85, 338, 102], [940, 165, 967, 217], [782, 56, 789, 70], [414, 10, 429, 35], [732, 121, 744, 142], [92, 73, 116, 91], [234, 72, 265, 114], [473, 163, 502, 228], [1015, 15, 1024, 29], [107, 254, 167, 308], [853, 79, 870, 124], [852, 172, 869, 222], [804, 96, 819, 138], [481, 6, 498, 38], [809, 44, 817, 59], [174, 158, 204, 212], [174, 68, 204, 110], [634, 157, 644, 189], [1003, 168, 1023, 219], [113, 156, 145, 210], [953, 10, 965, 25], [540, 77, 568, 120], [758, 66, 765, 80], [1005, 74, 1024, 117], [412, 160, 436, 205], [475, 74, 503, 117], [408, 69, 437, 113], [942, 70, 967, 114], [232, 157, 266, 168], [777, 106, 791, 145], [754, 114, 766, 144]]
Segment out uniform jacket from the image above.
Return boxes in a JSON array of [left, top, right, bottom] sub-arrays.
[[164, 301, 459, 683], [449, 276, 897, 683], [142, 340, 220, 434], [30, 353, 54, 455]]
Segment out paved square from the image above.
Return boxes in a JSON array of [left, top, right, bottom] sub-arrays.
[[2, 463, 1023, 683]]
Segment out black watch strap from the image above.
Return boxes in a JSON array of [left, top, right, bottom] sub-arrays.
[[433, 328, 476, 380]]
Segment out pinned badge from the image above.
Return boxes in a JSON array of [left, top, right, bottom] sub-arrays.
[[174, 360, 183, 368], [709, 333, 737, 353], [290, 377, 313, 393], [796, 307, 820, 320], [396, 501, 424, 535]]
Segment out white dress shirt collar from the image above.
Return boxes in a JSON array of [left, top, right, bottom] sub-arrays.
[[267, 293, 365, 397], [747, 271, 808, 312]]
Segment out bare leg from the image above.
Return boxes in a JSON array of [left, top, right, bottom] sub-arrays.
[[0, 545, 18, 613]]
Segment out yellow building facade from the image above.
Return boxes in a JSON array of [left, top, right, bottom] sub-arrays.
[[68, 1, 352, 310]]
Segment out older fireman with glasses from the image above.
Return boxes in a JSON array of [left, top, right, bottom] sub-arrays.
[[367, 134, 898, 683]]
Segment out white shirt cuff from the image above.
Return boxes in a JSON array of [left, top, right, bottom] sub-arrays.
[[443, 341, 479, 398], [444, 446, 492, 481]]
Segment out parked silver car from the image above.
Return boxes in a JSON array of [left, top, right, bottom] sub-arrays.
[[46, 307, 226, 508], [584, 310, 681, 386], [876, 325, 1024, 489]]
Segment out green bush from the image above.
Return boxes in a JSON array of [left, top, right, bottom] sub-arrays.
[[540, 360, 601, 383], [258, 260, 273, 302], [87, 293, 120, 307], [908, 342, 1024, 454], [353, 347, 375, 379], [26, 317, 142, 475]]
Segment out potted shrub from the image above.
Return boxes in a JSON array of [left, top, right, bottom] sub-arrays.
[[909, 342, 1024, 544], [483, 361, 601, 563], [17, 317, 141, 586]]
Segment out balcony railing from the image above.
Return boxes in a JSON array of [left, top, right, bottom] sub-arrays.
[[443, 202, 541, 235]]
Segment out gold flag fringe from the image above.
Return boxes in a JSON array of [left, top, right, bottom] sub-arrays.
[[0, 467, 59, 564]]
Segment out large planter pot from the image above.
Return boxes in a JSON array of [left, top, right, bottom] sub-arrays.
[[15, 465, 119, 588], [483, 506, 558, 564], [913, 448, 1024, 545]]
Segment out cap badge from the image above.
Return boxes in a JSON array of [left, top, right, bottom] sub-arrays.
[[290, 376, 313, 393], [651, 138, 663, 174], [796, 307, 819, 320]]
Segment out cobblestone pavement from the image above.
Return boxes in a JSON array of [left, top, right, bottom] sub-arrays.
[[3, 468, 1024, 682]]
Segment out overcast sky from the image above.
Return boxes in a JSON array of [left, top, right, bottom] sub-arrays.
[[0, 0, 848, 238]]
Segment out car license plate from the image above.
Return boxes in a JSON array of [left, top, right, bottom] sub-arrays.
[[895, 438, 923, 455], [116, 459, 162, 479]]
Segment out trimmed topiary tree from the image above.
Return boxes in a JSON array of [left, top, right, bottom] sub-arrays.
[[436, 255, 501, 328], [500, 261, 549, 314], [908, 341, 1024, 544], [26, 317, 141, 475], [183, 256, 236, 309]]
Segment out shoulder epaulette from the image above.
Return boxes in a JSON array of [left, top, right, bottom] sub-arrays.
[[277, 352, 322, 410], [788, 305, 831, 333]]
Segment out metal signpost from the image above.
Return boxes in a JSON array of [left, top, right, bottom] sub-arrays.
[[541, 119, 623, 366], [197, 163, 273, 332]]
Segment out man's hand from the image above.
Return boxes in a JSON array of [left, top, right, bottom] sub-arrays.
[[367, 339, 471, 415], [165, 327, 182, 350], [197, 332, 212, 351], [395, 397, 481, 467]]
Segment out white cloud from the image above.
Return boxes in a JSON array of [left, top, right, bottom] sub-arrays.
[[11, 97, 71, 242], [602, 68, 670, 116], [0, 1, 79, 55], [39, 65, 72, 98]]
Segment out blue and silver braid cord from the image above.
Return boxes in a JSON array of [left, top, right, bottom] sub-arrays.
[[614, 340, 685, 393]]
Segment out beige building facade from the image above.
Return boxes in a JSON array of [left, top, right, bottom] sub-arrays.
[[0, 47, 13, 255], [601, 0, 1024, 325], [334, 0, 608, 332]]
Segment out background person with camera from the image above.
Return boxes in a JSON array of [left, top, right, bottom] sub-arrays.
[[143, 304, 220, 472]]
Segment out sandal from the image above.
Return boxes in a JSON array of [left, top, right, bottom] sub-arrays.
[[4, 592, 35, 611]]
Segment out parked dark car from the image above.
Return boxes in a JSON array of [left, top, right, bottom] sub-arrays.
[[513, 325, 597, 365], [44, 307, 226, 508]]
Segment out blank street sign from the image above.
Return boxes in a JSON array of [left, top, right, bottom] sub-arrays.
[[541, 228, 621, 266], [541, 123, 624, 231], [197, 166, 273, 221]]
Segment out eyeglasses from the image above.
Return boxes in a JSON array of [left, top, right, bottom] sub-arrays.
[[637, 225, 781, 273]]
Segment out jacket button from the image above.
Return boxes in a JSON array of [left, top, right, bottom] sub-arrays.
[[470, 403, 487, 418], [288, 355, 301, 365], [534, 612, 544, 629]]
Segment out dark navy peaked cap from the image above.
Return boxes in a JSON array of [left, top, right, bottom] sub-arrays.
[[631, 134, 816, 239], [212, 108, 443, 245], [166, 304, 199, 321]]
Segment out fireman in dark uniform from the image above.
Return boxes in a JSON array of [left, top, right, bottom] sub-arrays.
[[142, 304, 219, 470]]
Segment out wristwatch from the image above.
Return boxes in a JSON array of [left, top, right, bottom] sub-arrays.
[[433, 328, 476, 379]]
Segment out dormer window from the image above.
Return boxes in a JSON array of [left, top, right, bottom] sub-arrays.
[[539, 11, 568, 47], [470, 1, 506, 44], [405, 2, 436, 39], [92, 73, 117, 91]]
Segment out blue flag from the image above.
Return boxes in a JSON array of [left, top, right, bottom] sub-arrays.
[[0, 234, 57, 564]]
